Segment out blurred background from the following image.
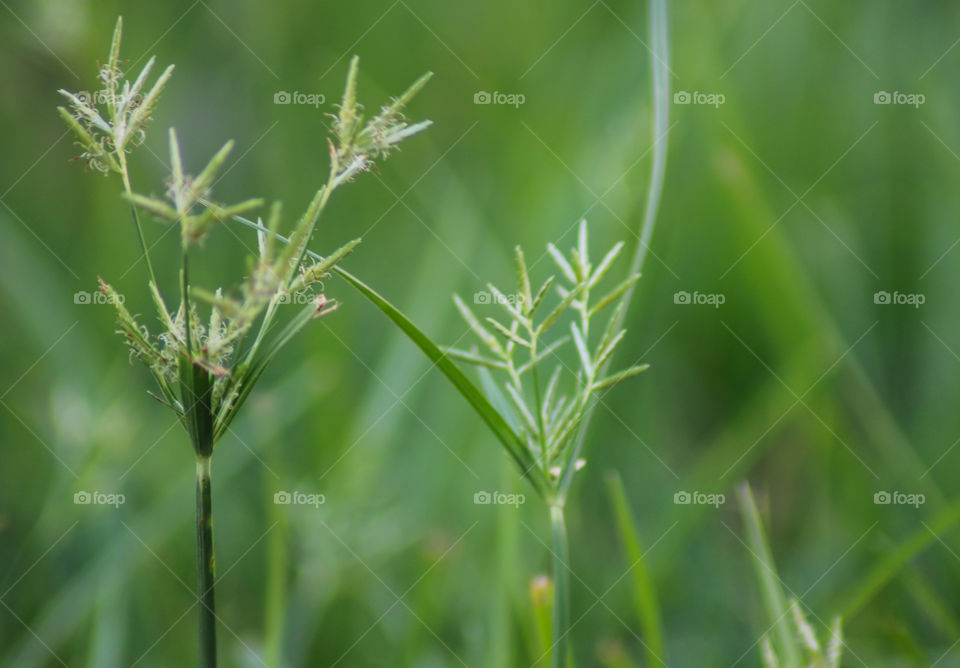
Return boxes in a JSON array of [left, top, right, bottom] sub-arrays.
[[1, 0, 959, 665]]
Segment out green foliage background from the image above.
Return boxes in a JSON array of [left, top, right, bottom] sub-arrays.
[[1, 0, 958, 665]]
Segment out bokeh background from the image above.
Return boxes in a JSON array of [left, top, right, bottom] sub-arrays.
[[2, 0, 959, 665]]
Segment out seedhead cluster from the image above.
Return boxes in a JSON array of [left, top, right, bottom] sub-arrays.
[[448, 220, 648, 496], [330, 56, 433, 188], [761, 600, 843, 668], [57, 17, 173, 174], [58, 17, 431, 456]]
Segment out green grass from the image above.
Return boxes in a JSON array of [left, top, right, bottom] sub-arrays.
[[2, 0, 960, 665]]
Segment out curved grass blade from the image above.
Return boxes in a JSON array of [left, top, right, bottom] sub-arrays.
[[229, 214, 548, 497], [334, 265, 548, 497], [558, 0, 670, 501]]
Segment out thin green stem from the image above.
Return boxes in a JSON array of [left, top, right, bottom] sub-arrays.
[[117, 151, 158, 287], [550, 504, 570, 668], [557, 0, 670, 503], [195, 455, 217, 668], [181, 248, 192, 354]]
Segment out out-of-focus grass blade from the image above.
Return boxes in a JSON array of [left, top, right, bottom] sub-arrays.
[[490, 457, 521, 667], [605, 472, 665, 667], [901, 566, 960, 639], [87, 569, 127, 667], [558, 0, 671, 501], [263, 478, 289, 668], [737, 483, 800, 668], [529, 575, 555, 663], [838, 497, 960, 619]]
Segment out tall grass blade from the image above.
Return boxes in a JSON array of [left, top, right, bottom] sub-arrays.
[[605, 472, 665, 666], [737, 483, 800, 667], [558, 0, 670, 500]]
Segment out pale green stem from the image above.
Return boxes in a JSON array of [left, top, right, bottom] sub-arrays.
[[117, 151, 158, 287], [550, 504, 570, 668], [557, 0, 670, 503]]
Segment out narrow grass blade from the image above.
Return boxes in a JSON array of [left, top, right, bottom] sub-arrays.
[[557, 0, 670, 501], [605, 472, 665, 666], [333, 264, 548, 497], [737, 483, 800, 667], [838, 496, 960, 619]]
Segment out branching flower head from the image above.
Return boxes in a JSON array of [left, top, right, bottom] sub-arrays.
[[57, 17, 173, 173], [328, 56, 432, 188], [448, 220, 647, 494], [122, 129, 263, 247], [78, 34, 432, 457]]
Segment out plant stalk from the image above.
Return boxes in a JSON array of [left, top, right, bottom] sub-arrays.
[[550, 504, 570, 668], [196, 455, 217, 668], [557, 0, 670, 503], [117, 151, 158, 287]]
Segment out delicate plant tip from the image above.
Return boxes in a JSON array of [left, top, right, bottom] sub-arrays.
[[761, 637, 780, 668], [791, 599, 820, 653], [58, 18, 174, 172], [328, 57, 432, 189], [826, 617, 843, 668], [760, 600, 845, 668]]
